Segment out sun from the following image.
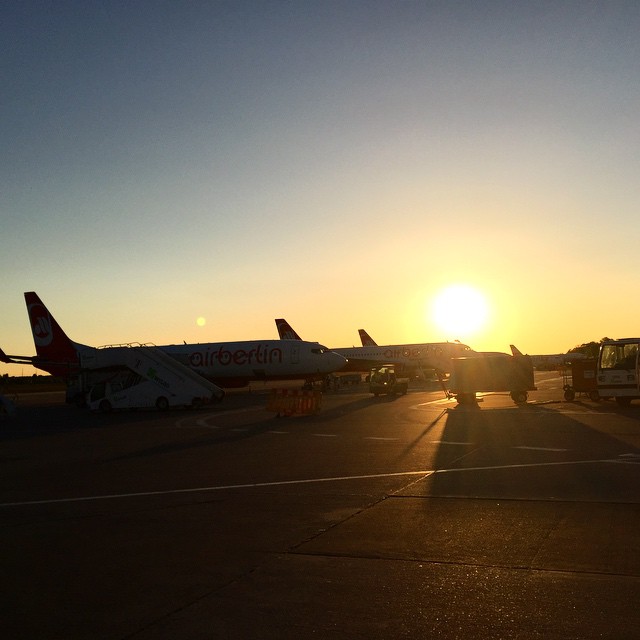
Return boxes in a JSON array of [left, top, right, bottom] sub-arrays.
[[431, 285, 489, 339]]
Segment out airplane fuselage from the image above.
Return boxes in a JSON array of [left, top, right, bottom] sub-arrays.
[[10, 293, 347, 389], [160, 340, 344, 387], [334, 341, 474, 374]]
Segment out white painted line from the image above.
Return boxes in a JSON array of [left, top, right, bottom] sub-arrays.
[[313, 433, 338, 438], [176, 406, 261, 429], [0, 459, 626, 510], [268, 430, 289, 435], [430, 440, 473, 446], [514, 446, 567, 452], [0, 470, 437, 508]]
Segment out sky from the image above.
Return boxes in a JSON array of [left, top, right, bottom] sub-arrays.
[[2, 1, 640, 376]]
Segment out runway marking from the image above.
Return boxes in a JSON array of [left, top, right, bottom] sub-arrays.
[[0, 458, 630, 509], [176, 407, 261, 429], [0, 471, 436, 507], [514, 446, 568, 452], [313, 433, 338, 438], [431, 440, 473, 446]]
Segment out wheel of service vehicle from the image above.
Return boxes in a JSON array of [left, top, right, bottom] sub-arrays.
[[99, 399, 112, 413], [588, 390, 600, 402], [156, 396, 169, 411], [615, 396, 632, 407], [511, 390, 528, 403], [74, 394, 87, 408], [564, 388, 575, 402]]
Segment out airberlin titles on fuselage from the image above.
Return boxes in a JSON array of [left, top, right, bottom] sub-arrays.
[[382, 345, 445, 360], [188, 344, 284, 368]]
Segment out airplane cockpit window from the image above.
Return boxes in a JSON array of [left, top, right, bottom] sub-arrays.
[[311, 346, 328, 354]]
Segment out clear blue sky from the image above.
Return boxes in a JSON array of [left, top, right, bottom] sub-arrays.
[[3, 1, 640, 375]]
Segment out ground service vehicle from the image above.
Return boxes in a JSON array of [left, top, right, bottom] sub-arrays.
[[369, 365, 408, 396], [562, 359, 598, 402], [83, 344, 224, 412], [447, 353, 535, 404], [87, 378, 216, 412], [597, 338, 640, 405]]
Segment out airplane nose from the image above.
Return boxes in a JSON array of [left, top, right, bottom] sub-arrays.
[[329, 351, 347, 370]]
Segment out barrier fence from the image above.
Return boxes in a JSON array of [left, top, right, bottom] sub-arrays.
[[266, 388, 322, 416]]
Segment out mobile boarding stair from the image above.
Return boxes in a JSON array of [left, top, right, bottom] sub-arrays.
[[79, 343, 224, 411]]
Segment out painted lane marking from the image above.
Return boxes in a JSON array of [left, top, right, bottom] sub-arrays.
[[514, 446, 568, 452], [0, 470, 436, 508], [1, 458, 628, 509], [430, 440, 473, 446], [176, 406, 263, 429], [313, 433, 338, 438]]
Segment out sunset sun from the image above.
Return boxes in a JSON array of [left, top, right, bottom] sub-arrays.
[[431, 285, 489, 339]]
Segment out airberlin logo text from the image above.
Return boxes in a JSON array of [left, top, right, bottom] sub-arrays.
[[383, 345, 444, 360], [189, 345, 283, 368]]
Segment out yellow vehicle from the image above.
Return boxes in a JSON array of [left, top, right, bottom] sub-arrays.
[[369, 364, 408, 396]]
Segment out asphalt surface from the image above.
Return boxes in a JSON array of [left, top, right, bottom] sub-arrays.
[[1, 373, 639, 639]]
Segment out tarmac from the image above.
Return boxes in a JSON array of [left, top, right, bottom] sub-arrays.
[[1, 372, 639, 639]]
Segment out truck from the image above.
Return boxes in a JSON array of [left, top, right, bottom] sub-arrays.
[[447, 352, 535, 404], [596, 338, 640, 406], [369, 364, 408, 396]]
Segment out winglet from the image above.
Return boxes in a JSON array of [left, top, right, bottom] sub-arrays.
[[275, 319, 302, 341], [510, 344, 524, 356]]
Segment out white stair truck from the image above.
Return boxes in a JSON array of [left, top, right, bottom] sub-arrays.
[[82, 344, 224, 412]]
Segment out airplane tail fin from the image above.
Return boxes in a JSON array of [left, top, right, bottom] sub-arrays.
[[24, 292, 82, 373], [275, 318, 302, 341], [358, 329, 378, 347], [510, 344, 524, 356]]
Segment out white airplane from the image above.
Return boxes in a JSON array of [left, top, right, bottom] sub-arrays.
[[2, 293, 346, 392], [274, 318, 474, 376]]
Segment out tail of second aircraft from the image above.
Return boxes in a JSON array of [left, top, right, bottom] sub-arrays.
[[510, 344, 524, 356], [275, 318, 302, 341], [358, 329, 378, 347], [24, 291, 85, 375]]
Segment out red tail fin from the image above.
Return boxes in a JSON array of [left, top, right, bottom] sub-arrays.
[[358, 329, 378, 347], [24, 292, 80, 375], [275, 319, 302, 341]]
